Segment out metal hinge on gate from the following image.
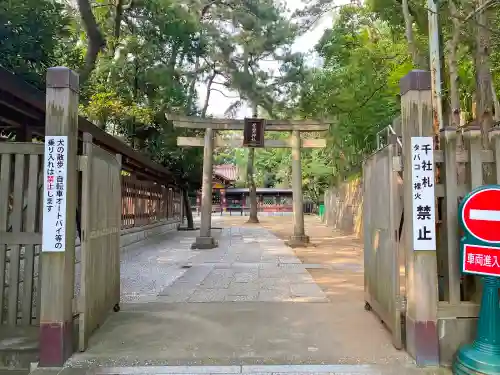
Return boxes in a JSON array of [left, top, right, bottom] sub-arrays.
[[398, 295, 407, 313], [78, 155, 87, 172], [72, 297, 82, 315], [392, 156, 402, 172]]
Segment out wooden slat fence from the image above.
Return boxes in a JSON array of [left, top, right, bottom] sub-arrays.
[[0, 139, 183, 333], [77, 133, 121, 351], [362, 142, 403, 349], [0, 142, 44, 326], [361, 124, 500, 362], [435, 126, 500, 318], [122, 178, 182, 229]]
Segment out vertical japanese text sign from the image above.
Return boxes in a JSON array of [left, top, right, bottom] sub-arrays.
[[411, 137, 436, 250], [243, 118, 265, 147], [42, 136, 68, 252]]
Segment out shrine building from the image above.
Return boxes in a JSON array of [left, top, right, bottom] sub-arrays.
[[192, 165, 293, 214]]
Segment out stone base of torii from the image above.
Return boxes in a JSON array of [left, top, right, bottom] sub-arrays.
[[167, 115, 330, 249]]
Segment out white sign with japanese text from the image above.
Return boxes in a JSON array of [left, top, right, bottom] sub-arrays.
[[411, 136, 436, 251], [42, 136, 68, 252]]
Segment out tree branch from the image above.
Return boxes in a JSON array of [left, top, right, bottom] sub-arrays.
[[202, 71, 217, 117], [464, 0, 498, 21], [420, 0, 500, 35], [210, 88, 239, 98], [76, 0, 106, 84]]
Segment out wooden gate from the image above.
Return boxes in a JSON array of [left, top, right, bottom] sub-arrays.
[[78, 133, 122, 351], [363, 142, 404, 349], [0, 142, 44, 326]]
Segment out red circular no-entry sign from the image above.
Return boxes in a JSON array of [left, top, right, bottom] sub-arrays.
[[461, 187, 500, 244]]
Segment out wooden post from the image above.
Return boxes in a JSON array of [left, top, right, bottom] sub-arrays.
[[180, 188, 185, 225], [440, 127, 460, 303], [192, 127, 217, 249], [221, 188, 226, 213], [39, 67, 79, 366], [400, 70, 439, 366], [463, 127, 483, 302], [287, 130, 309, 247]]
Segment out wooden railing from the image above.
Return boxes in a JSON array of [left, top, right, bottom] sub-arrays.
[[122, 178, 181, 229]]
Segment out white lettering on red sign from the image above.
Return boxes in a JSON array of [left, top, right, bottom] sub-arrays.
[[461, 187, 500, 243], [411, 136, 436, 251], [463, 244, 500, 277]]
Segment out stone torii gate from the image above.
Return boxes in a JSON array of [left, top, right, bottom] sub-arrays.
[[168, 115, 330, 249]]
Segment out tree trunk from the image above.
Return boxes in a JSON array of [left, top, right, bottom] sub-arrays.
[[182, 189, 195, 230], [401, 0, 426, 68], [201, 71, 216, 117], [447, 0, 467, 183], [448, 0, 461, 130], [76, 0, 106, 84], [490, 80, 500, 121], [247, 147, 259, 223], [474, 0, 494, 148]]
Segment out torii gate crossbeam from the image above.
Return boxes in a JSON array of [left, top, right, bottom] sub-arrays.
[[167, 114, 331, 249]]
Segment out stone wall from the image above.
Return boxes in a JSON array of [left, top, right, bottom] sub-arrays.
[[75, 219, 181, 250], [322, 178, 363, 238], [119, 219, 180, 248]]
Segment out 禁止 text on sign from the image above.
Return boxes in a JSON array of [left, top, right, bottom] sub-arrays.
[[411, 136, 436, 251], [42, 135, 68, 252]]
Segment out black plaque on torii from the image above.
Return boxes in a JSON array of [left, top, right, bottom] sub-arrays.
[[243, 118, 265, 147]]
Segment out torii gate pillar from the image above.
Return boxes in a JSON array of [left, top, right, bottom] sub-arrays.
[[192, 127, 217, 249], [286, 130, 309, 247]]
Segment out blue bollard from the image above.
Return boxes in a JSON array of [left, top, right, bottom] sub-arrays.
[[453, 276, 500, 374]]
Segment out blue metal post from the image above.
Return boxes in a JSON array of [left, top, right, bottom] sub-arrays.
[[453, 276, 500, 374]]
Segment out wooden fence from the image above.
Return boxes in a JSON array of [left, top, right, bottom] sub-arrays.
[[0, 140, 183, 330], [0, 66, 187, 367], [122, 178, 181, 228], [436, 127, 497, 310], [360, 69, 500, 366], [0, 143, 44, 326], [362, 143, 404, 350], [325, 69, 500, 367], [77, 133, 122, 351], [361, 128, 492, 364]]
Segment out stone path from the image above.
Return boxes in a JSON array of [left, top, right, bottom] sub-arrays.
[[120, 226, 327, 304], [65, 220, 425, 371], [158, 227, 326, 303]]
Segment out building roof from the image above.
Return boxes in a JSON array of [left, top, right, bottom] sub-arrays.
[[226, 188, 293, 194], [214, 164, 238, 182]]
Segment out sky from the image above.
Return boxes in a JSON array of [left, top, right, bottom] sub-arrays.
[[196, 0, 351, 118]]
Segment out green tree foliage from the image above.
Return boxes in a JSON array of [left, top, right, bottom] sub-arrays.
[[11, 0, 500, 205], [218, 5, 411, 200], [0, 0, 72, 89], [299, 6, 411, 181]]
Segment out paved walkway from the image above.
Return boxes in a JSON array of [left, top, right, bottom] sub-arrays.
[[63, 219, 448, 374], [156, 227, 326, 303]]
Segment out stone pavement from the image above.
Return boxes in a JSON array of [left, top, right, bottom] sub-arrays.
[[155, 226, 327, 303], [38, 364, 449, 375], [62, 219, 449, 374]]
